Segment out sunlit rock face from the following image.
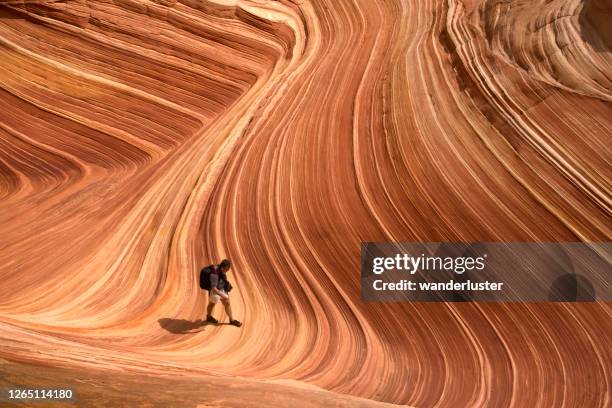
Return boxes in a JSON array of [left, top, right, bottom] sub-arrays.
[[0, 0, 609, 406]]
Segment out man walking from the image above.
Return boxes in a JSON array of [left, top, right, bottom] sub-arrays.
[[203, 259, 242, 327]]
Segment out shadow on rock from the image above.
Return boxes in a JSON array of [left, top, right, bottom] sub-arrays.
[[158, 318, 209, 334], [578, 0, 612, 53], [548, 274, 596, 302]]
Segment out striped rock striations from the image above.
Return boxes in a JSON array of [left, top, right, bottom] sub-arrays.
[[0, 0, 610, 406]]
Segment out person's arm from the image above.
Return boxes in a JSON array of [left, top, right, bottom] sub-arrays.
[[212, 286, 229, 299], [215, 288, 229, 299], [210, 273, 229, 298]]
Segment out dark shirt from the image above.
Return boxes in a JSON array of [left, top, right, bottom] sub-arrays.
[[209, 268, 226, 291]]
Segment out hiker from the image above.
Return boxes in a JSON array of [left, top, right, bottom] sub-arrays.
[[200, 259, 242, 327]]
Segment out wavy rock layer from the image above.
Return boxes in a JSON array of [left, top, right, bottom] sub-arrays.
[[0, 0, 610, 406]]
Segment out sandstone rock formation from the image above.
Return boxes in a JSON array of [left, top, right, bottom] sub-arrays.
[[0, 0, 610, 406]]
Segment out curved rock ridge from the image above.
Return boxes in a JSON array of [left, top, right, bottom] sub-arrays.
[[0, 0, 610, 407], [482, 0, 612, 100]]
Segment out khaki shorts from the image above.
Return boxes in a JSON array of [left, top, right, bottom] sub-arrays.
[[209, 290, 227, 304]]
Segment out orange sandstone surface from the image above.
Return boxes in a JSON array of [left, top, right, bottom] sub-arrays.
[[0, 0, 610, 406]]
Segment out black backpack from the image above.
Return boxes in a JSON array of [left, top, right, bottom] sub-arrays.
[[199, 264, 233, 292], [199, 265, 216, 290]]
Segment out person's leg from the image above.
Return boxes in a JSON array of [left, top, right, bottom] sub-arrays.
[[221, 298, 234, 321], [206, 291, 220, 323], [206, 302, 215, 318], [221, 298, 242, 326]]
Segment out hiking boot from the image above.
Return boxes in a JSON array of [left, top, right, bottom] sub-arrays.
[[229, 319, 242, 327], [206, 315, 218, 324]]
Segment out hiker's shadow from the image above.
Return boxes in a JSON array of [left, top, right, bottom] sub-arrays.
[[158, 318, 229, 334]]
